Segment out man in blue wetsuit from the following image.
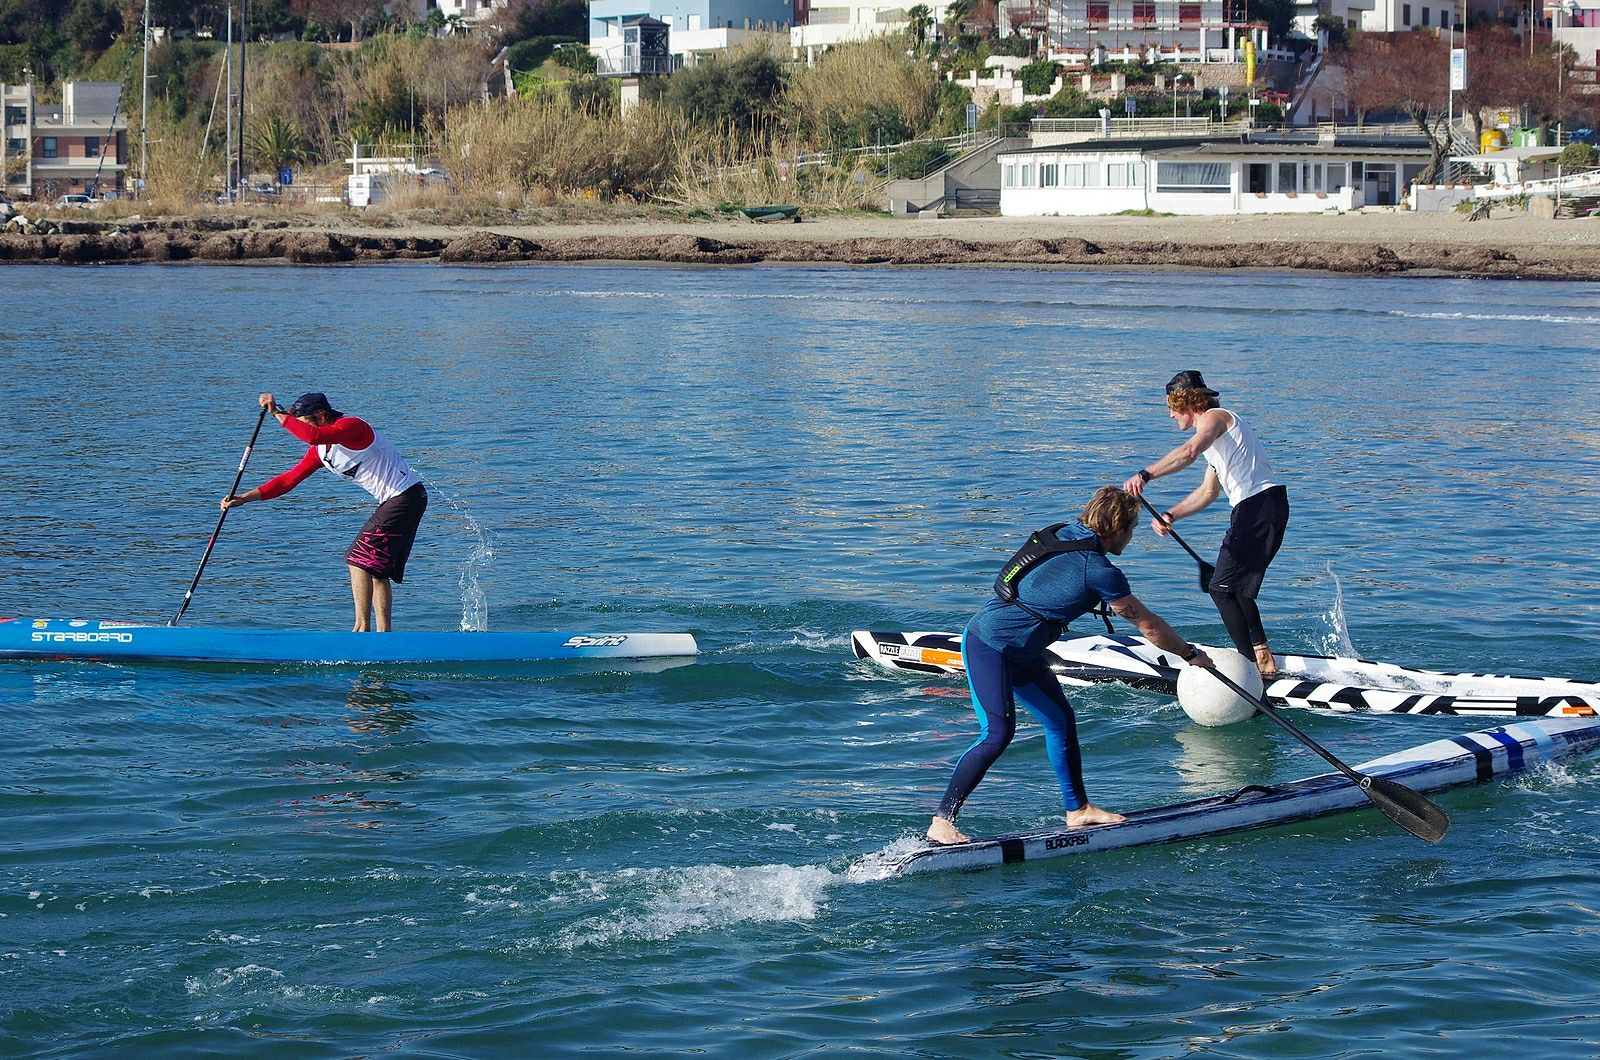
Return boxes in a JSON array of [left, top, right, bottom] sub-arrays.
[[927, 486, 1214, 846]]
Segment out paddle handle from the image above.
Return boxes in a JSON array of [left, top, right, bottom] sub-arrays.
[[1135, 494, 1208, 568], [170, 404, 272, 627]]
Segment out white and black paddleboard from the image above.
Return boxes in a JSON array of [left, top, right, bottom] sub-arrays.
[[856, 717, 1600, 877], [849, 630, 1600, 719]]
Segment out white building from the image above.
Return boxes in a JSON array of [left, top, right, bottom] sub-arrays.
[[397, 0, 508, 24], [792, 0, 951, 63], [1, 81, 128, 201], [1028, 0, 1258, 64], [999, 135, 1430, 214], [1359, 0, 1458, 31], [592, 0, 793, 71], [1549, 0, 1600, 68]]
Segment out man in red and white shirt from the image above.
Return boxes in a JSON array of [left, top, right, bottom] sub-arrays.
[[222, 391, 428, 632]]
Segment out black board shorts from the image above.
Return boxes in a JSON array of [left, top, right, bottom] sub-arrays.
[[1210, 485, 1288, 601], [346, 483, 427, 584]]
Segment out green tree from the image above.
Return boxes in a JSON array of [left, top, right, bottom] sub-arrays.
[[251, 111, 309, 171], [552, 42, 596, 74], [907, 4, 932, 50], [1311, 13, 1348, 50], [1018, 58, 1059, 95], [942, 0, 972, 35], [661, 49, 785, 138], [1558, 142, 1597, 168]]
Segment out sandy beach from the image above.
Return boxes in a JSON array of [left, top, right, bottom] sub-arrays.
[[3, 207, 1597, 278]]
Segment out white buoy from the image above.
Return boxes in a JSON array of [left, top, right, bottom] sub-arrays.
[[1177, 648, 1263, 726]]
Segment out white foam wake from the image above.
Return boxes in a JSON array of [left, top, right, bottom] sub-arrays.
[[549, 863, 840, 948]]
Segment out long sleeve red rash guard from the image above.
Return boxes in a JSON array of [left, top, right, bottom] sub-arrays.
[[256, 416, 375, 500]]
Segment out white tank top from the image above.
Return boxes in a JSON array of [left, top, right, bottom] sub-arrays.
[[1201, 408, 1279, 507], [318, 423, 422, 504]]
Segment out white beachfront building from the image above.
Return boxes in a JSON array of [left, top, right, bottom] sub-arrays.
[[998, 135, 1431, 215], [1024, 0, 1261, 64], [1550, 0, 1600, 69], [791, 0, 952, 63], [592, 0, 794, 72]]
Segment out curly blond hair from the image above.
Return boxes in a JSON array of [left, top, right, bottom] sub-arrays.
[[1080, 486, 1139, 538], [1167, 388, 1220, 415]]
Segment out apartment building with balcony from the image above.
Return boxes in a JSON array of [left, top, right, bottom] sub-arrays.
[[590, 0, 794, 73], [0, 81, 128, 201]]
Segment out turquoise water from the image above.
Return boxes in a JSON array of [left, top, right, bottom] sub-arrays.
[[2, 264, 1599, 1057]]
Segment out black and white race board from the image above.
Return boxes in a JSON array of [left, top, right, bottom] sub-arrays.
[[849, 630, 1600, 718], [853, 717, 1600, 877]]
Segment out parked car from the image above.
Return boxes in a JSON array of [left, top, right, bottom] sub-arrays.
[[56, 193, 95, 208]]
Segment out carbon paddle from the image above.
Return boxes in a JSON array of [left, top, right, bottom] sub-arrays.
[[1135, 494, 1215, 592], [1204, 665, 1451, 844], [170, 403, 272, 626]]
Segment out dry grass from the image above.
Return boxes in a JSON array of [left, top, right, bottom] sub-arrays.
[[664, 135, 878, 210], [787, 37, 938, 143], [140, 108, 221, 209], [435, 94, 686, 200]]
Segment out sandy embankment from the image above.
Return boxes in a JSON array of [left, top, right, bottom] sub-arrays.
[[1, 208, 1596, 278]]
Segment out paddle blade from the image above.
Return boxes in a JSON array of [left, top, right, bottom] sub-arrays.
[[1360, 774, 1451, 844], [1198, 560, 1215, 593]]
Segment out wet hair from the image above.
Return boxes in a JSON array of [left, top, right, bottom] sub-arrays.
[[1167, 388, 1220, 414], [1081, 486, 1139, 538]]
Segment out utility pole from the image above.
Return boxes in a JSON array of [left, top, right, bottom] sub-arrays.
[[225, 3, 233, 199], [140, 0, 150, 197], [237, 0, 249, 200]]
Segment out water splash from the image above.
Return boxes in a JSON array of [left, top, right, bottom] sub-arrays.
[[1318, 561, 1357, 658], [548, 863, 840, 949], [421, 478, 496, 632]]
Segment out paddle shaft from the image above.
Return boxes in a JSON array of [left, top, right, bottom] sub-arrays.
[[170, 404, 272, 627], [1204, 664, 1450, 844], [1135, 493, 1216, 590]]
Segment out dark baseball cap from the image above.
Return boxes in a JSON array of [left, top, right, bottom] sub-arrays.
[[1165, 370, 1218, 396], [285, 392, 334, 418]]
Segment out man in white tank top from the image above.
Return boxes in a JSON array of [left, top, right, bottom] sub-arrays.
[[1122, 371, 1290, 677]]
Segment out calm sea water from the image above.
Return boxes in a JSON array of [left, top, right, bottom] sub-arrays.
[[2, 263, 1599, 1057]]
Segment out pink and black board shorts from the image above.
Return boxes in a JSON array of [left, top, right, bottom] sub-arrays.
[[347, 483, 427, 584]]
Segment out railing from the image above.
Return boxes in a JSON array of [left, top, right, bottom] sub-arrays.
[[595, 52, 680, 77], [1031, 116, 1249, 138]]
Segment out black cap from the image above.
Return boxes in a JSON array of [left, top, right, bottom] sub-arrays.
[[286, 392, 334, 418], [1165, 370, 1218, 397]]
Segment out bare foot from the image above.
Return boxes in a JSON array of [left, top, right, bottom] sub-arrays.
[[1254, 644, 1279, 678], [926, 816, 970, 845], [1065, 804, 1126, 828]]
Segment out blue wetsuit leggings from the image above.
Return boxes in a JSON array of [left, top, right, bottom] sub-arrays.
[[934, 629, 1088, 821]]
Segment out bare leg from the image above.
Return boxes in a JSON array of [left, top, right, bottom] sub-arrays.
[[926, 815, 970, 845], [1065, 803, 1125, 828], [1254, 642, 1279, 678], [349, 565, 373, 632], [372, 577, 393, 633]]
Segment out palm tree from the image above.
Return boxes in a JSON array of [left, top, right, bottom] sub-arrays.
[[251, 113, 311, 179], [908, 4, 933, 50], [943, 0, 973, 35]]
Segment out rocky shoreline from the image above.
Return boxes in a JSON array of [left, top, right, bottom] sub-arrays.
[[0, 216, 1590, 279]]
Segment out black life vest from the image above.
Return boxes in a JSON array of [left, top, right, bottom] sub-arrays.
[[993, 522, 1116, 634]]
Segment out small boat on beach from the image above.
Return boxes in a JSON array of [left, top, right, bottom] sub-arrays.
[[850, 629, 1600, 718], [0, 617, 699, 667], [737, 205, 801, 223], [859, 717, 1600, 877]]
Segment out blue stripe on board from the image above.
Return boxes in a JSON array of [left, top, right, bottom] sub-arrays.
[[1484, 727, 1526, 773], [1450, 736, 1495, 782]]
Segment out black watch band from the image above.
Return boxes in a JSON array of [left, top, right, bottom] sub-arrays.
[[1137, 469, 1153, 482]]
